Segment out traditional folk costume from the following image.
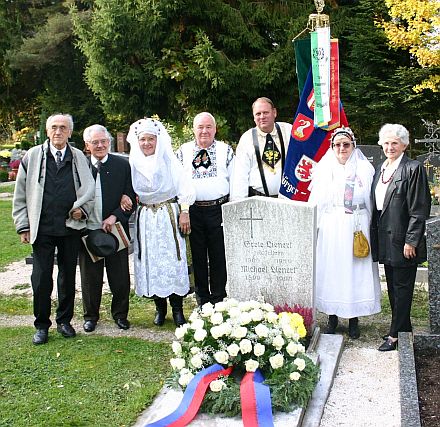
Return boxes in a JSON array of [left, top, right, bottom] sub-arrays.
[[128, 119, 195, 325], [309, 132, 381, 323], [176, 139, 234, 306], [231, 122, 291, 199]]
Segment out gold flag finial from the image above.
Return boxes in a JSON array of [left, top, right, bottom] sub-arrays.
[[309, 0, 329, 30]]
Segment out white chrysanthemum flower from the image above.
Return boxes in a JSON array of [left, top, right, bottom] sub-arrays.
[[170, 358, 186, 370], [175, 327, 187, 339], [190, 346, 201, 354], [209, 379, 226, 392], [194, 328, 207, 342], [200, 303, 214, 317], [190, 354, 203, 368], [220, 322, 232, 336], [239, 338, 252, 354], [214, 350, 229, 364], [272, 335, 285, 350], [228, 306, 241, 318], [253, 343, 265, 357], [294, 357, 306, 371], [190, 318, 205, 330], [286, 342, 298, 356], [211, 312, 223, 325], [178, 371, 194, 387], [254, 323, 269, 338], [172, 341, 182, 355], [261, 302, 274, 312], [290, 371, 301, 381], [269, 353, 284, 369], [232, 326, 248, 339], [239, 312, 252, 325], [238, 301, 253, 312], [188, 310, 200, 323], [227, 343, 240, 357], [214, 301, 227, 312], [282, 324, 295, 338], [249, 308, 264, 322], [297, 344, 306, 353], [265, 311, 279, 324], [245, 359, 259, 372]]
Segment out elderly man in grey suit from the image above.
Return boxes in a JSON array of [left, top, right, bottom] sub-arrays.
[[13, 113, 95, 345]]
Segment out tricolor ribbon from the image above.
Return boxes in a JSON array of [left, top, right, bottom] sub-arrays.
[[146, 364, 233, 427], [240, 369, 275, 427], [146, 365, 274, 427]]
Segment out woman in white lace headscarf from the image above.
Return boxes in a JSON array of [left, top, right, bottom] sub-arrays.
[[309, 127, 381, 339], [128, 118, 195, 327]]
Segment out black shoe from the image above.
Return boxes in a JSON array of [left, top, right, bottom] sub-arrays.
[[172, 309, 187, 326], [57, 323, 76, 338], [348, 318, 360, 339], [83, 320, 97, 332], [325, 315, 338, 334], [382, 334, 390, 341], [378, 338, 398, 352], [32, 329, 48, 345], [153, 310, 166, 326], [115, 318, 130, 330]]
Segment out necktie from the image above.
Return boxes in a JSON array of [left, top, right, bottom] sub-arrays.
[[55, 151, 62, 170], [262, 134, 280, 171], [95, 160, 102, 172]]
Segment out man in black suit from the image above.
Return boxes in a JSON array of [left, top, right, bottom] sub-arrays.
[[79, 124, 136, 332]]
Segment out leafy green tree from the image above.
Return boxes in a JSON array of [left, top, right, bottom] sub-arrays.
[[72, 0, 320, 139]]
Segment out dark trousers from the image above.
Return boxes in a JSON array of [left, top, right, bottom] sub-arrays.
[[31, 233, 81, 330], [189, 204, 227, 306], [79, 246, 130, 322], [384, 264, 417, 337]]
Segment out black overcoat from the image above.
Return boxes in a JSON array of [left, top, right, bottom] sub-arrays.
[[370, 154, 431, 267]]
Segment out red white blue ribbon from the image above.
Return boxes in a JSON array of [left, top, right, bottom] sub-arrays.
[[146, 364, 233, 427], [240, 369, 275, 427]]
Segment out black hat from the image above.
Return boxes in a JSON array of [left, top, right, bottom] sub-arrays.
[[86, 229, 119, 257]]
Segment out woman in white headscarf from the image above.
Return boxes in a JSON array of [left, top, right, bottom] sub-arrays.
[[128, 118, 196, 326], [309, 127, 381, 339]]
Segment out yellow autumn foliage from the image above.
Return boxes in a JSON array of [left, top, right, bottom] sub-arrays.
[[377, 0, 440, 92]]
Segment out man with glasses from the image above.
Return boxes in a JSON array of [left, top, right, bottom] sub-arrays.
[[13, 113, 95, 345], [80, 125, 136, 332]]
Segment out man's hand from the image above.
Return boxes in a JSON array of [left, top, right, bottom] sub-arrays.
[[20, 231, 30, 244], [403, 243, 416, 259], [120, 195, 133, 212], [71, 208, 83, 221], [179, 211, 190, 235], [102, 215, 117, 233]]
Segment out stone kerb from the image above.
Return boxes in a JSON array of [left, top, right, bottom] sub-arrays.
[[222, 196, 316, 310], [427, 217, 440, 334]]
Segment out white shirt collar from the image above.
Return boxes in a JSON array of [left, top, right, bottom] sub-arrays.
[[381, 152, 404, 172], [49, 144, 67, 160], [91, 154, 108, 166]]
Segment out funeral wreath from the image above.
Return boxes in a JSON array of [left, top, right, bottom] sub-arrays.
[[167, 298, 320, 417]]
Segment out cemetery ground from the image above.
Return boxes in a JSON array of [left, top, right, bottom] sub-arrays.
[[0, 184, 437, 426]]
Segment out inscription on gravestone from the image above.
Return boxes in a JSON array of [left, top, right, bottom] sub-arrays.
[[222, 197, 316, 309]]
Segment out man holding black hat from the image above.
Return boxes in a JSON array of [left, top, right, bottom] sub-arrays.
[[79, 124, 136, 332]]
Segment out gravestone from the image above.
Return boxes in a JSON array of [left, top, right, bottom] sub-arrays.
[[427, 217, 440, 334], [416, 153, 440, 183], [222, 196, 316, 309], [357, 145, 385, 169]]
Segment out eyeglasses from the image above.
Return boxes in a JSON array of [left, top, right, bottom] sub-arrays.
[[332, 142, 353, 149], [89, 139, 109, 146]]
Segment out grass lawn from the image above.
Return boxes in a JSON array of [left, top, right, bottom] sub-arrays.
[[0, 199, 32, 271], [0, 327, 171, 427]]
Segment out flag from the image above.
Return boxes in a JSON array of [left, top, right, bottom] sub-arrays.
[[279, 68, 348, 202]]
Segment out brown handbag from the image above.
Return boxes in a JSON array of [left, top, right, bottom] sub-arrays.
[[353, 230, 370, 258]]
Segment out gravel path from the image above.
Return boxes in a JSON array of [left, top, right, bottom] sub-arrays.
[[0, 258, 401, 426]]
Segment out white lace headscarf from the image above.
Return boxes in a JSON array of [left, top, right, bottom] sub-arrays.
[[309, 127, 374, 213], [127, 118, 174, 198]]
